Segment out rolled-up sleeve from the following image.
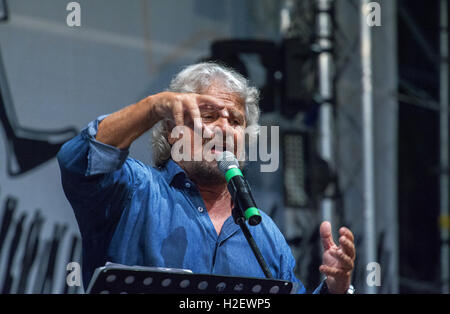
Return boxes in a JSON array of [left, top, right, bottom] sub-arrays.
[[58, 115, 129, 176], [57, 115, 136, 236]]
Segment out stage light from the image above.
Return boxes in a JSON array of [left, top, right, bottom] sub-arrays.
[[282, 132, 310, 208], [282, 131, 335, 209]]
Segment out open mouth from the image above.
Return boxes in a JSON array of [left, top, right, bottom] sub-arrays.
[[211, 145, 222, 154]]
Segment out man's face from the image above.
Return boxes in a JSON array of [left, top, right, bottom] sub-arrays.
[[172, 84, 246, 186]]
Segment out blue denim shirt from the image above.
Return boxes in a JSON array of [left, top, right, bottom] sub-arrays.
[[57, 115, 324, 293]]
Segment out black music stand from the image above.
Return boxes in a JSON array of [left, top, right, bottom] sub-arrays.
[[86, 263, 298, 294]]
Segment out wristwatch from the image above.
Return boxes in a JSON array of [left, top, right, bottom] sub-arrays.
[[346, 285, 355, 294]]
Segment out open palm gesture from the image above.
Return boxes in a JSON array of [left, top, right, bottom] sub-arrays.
[[319, 221, 356, 294]]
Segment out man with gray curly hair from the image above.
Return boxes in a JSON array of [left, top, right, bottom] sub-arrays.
[[58, 62, 355, 294], [150, 62, 260, 185]]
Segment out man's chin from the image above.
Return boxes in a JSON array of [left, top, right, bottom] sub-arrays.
[[178, 159, 226, 186]]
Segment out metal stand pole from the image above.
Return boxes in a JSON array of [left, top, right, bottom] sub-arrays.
[[439, 0, 449, 294], [316, 0, 336, 236], [232, 207, 273, 279], [361, 0, 377, 294]]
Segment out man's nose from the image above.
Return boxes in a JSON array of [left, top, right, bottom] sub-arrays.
[[207, 118, 234, 146], [210, 108, 230, 130], [215, 116, 231, 131]]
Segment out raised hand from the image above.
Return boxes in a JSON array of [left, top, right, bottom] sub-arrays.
[[95, 91, 223, 149], [319, 221, 356, 294], [149, 91, 225, 133]]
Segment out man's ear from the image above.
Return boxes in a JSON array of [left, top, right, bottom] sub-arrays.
[[166, 120, 177, 145], [168, 135, 176, 145]]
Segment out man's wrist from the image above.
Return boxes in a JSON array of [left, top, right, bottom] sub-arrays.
[[320, 278, 355, 294], [143, 95, 162, 128]]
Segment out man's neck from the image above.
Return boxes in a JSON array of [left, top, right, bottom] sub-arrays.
[[196, 183, 231, 209]]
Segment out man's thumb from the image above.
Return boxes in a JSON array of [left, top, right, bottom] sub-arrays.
[[320, 221, 335, 249]]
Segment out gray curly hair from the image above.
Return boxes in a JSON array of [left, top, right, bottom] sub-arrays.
[[151, 62, 261, 167]]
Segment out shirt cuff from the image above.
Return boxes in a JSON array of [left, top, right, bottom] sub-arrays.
[[82, 114, 130, 176]]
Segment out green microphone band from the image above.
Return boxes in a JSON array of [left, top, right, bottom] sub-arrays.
[[244, 207, 261, 220], [225, 167, 243, 182]]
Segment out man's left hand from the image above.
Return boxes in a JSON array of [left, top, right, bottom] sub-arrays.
[[319, 221, 356, 294]]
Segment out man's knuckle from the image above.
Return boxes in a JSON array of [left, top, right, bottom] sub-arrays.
[[173, 93, 183, 101], [172, 109, 183, 117]]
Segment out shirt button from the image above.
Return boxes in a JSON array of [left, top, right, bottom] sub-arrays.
[[185, 182, 191, 189], [197, 206, 204, 213]]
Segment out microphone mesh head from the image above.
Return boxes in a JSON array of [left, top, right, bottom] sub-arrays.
[[217, 151, 239, 175]]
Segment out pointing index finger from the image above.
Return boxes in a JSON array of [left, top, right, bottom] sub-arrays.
[[184, 99, 202, 132], [172, 100, 184, 127]]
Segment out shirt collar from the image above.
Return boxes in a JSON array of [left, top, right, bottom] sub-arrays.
[[161, 159, 187, 186]]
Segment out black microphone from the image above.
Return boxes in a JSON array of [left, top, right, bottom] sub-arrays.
[[217, 151, 262, 226]]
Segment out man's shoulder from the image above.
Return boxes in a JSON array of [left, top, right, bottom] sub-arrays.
[[122, 157, 167, 184], [256, 210, 292, 245], [257, 210, 284, 236]]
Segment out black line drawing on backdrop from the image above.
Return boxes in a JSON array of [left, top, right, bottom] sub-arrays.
[[0, 196, 82, 294], [1, 211, 26, 293], [17, 210, 44, 293], [0, 48, 78, 177], [33, 223, 68, 294], [0, 1, 77, 177]]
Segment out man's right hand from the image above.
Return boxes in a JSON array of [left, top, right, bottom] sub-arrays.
[[95, 92, 223, 150], [147, 92, 224, 132]]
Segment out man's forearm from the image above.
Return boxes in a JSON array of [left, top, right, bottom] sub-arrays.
[[95, 97, 160, 149]]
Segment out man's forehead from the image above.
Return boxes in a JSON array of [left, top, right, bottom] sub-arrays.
[[202, 85, 245, 110]]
